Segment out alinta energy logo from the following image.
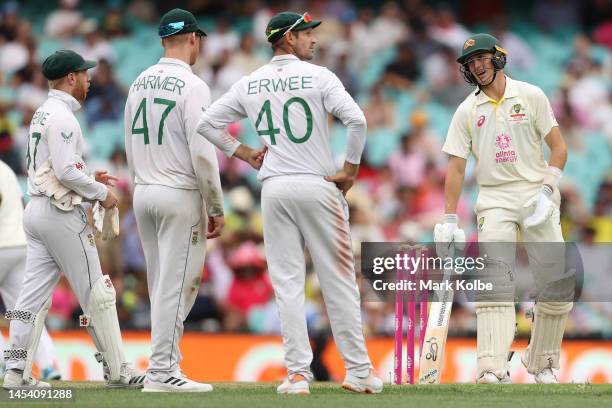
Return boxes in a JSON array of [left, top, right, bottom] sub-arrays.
[[495, 133, 517, 163]]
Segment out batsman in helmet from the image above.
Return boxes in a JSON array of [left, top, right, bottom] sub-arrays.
[[435, 33, 572, 384]]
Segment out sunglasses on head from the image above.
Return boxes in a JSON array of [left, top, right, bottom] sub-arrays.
[[283, 12, 312, 37], [266, 12, 312, 40]]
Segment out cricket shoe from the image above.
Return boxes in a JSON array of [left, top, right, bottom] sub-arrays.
[[342, 370, 384, 394], [277, 374, 310, 395], [533, 368, 558, 384], [95, 352, 145, 388], [2, 369, 51, 389], [41, 365, 62, 381], [477, 371, 512, 384], [142, 371, 213, 393]]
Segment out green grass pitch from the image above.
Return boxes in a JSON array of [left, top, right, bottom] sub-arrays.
[[2, 382, 611, 408]]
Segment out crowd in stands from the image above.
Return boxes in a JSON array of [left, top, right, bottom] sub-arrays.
[[0, 0, 610, 339]]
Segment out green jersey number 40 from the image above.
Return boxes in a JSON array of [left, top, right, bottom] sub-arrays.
[[255, 97, 313, 145]]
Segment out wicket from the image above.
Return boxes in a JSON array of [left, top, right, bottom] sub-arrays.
[[394, 245, 429, 384]]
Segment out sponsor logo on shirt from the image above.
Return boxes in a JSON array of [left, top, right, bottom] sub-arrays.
[[61, 131, 73, 143], [478, 216, 485, 232], [495, 133, 517, 163], [477, 115, 486, 128], [508, 103, 528, 122]]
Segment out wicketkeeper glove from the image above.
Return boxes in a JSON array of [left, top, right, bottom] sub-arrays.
[[523, 185, 555, 228], [34, 159, 83, 211], [93, 201, 120, 240], [434, 214, 466, 258]]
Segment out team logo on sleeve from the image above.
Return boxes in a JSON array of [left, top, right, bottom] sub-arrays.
[[61, 131, 73, 143], [495, 133, 517, 163], [478, 217, 485, 232]]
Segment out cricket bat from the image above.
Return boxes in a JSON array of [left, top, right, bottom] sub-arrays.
[[418, 252, 455, 384]]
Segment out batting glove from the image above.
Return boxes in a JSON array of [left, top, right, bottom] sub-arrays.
[[434, 214, 466, 258], [523, 185, 555, 228]]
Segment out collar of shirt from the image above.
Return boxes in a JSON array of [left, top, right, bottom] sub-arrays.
[[48, 89, 81, 112], [158, 57, 192, 72], [270, 54, 299, 63], [475, 75, 518, 106]]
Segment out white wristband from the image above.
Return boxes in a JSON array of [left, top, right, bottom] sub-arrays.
[[443, 214, 458, 224], [543, 166, 562, 191]]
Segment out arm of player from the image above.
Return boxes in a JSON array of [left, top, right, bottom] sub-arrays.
[[436, 106, 470, 255], [196, 83, 245, 155], [320, 69, 366, 194], [123, 100, 136, 184], [320, 68, 366, 165], [523, 90, 566, 228], [47, 112, 107, 201], [185, 83, 225, 219]]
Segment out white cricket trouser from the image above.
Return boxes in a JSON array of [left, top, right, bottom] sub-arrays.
[[261, 175, 372, 381], [0, 245, 57, 370], [6, 197, 102, 371], [475, 182, 569, 377], [133, 185, 206, 377]]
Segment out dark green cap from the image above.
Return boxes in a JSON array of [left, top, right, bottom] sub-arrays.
[[42, 50, 97, 80], [265, 12, 321, 44], [457, 33, 507, 64], [159, 8, 206, 38]]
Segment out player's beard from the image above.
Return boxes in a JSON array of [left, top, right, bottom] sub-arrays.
[[74, 76, 89, 103]]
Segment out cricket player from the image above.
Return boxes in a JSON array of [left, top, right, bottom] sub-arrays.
[[124, 9, 225, 392], [3, 50, 143, 389], [435, 34, 571, 384], [0, 160, 61, 381], [196, 11, 383, 394]]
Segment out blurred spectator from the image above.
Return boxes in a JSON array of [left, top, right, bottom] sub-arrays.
[[0, 1, 19, 42], [127, 0, 158, 24], [429, 5, 471, 49], [75, 19, 114, 65], [588, 181, 612, 242], [0, 100, 20, 174], [407, 14, 444, 61], [0, 20, 31, 74], [44, 0, 83, 39], [223, 242, 273, 331], [383, 42, 420, 89], [388, 132, 426, 188], [424, 45, 469, 106], [409, 110, 443, 162], [84, 59, 124, 125], [492, 17, 535, 73], [47, 277, 79, 330], [369, 2, 409, 51], [101, 7, 127, 38], [579, 0, 612, 32], [532, 0, 580, 33], [363, 82, 396, 130], [334, 52, 359, 97], [205, 16, 239, 64], [227, 33, 267, 75]]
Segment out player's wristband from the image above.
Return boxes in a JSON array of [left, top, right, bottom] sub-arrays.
[[541, 184, 553, 197], [443, 214, 458, 224], [542, 166, 562, 192]]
